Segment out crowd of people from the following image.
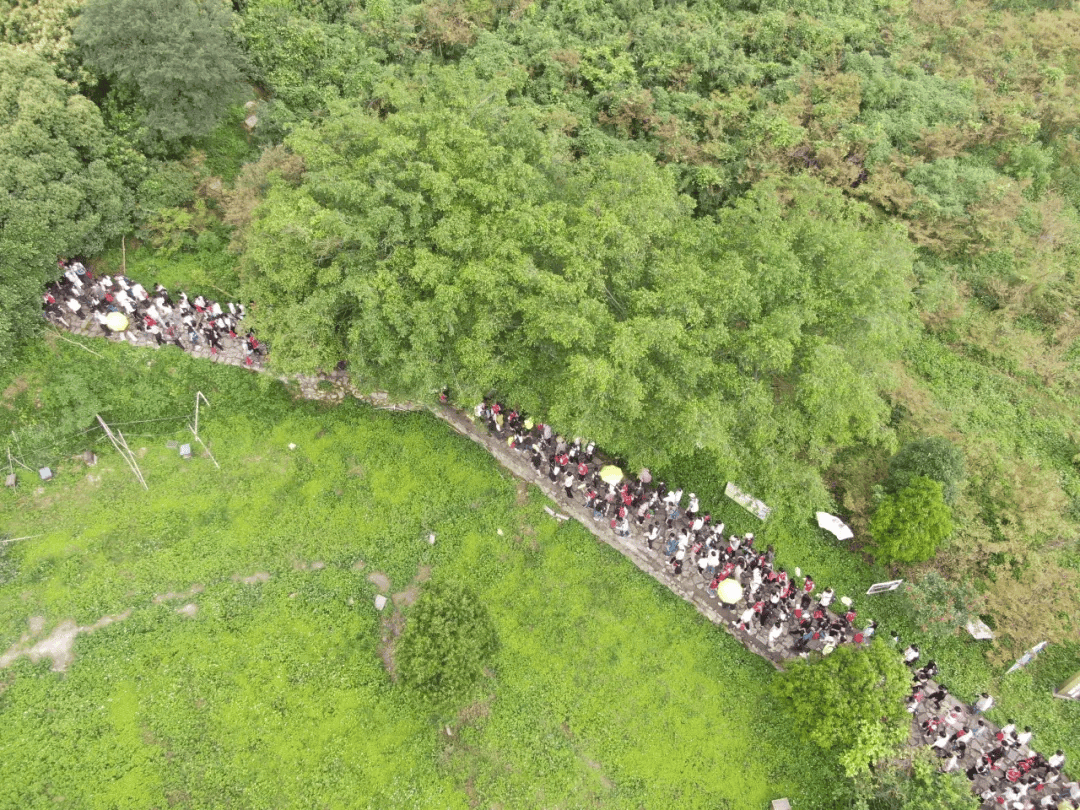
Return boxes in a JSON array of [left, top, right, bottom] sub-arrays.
[[474, 397, 874, 655], [472, 397, 1078, 810], [909, 662, 1077, 809], [44, 259, 263, 364]]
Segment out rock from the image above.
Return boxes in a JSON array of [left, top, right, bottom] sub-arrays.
[[374, 595, 387, 611], [244, 115, 257, 130]]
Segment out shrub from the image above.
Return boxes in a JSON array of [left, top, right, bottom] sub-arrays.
[[771, 639, 912, 777], [885, 436, 966, 504], [870, 476, 954, 564], [396, 582, 498, 704]]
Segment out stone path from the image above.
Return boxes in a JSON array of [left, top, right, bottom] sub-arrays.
[[46, 306, 1076, 809]]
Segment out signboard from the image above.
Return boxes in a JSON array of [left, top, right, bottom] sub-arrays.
[[1054, 670, 1080, 700], [815, 512, 854, 541], [1006, 641, 1049, 674], [866, 579, 904, 595], [965, 619, 995, 640], [724, 482, 771, 521]]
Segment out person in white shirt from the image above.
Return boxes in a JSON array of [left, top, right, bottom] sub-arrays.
[[1015, 727, 1032, 747], [736, 607, 754, 631]]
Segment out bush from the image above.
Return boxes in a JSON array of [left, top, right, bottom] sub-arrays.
[[885, 436, 966, 504], [903, 570, 985, 639], [771, 639, 912, 777], [396, 582, 498, 704], [869, 476, 954, 564]]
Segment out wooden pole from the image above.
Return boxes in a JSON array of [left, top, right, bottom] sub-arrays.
[[0, 534, 43, 545], [193, 391, 210, 441], [188, 423, 220, 470], [95, 415, 148, 490], [114, 429, 147, 489]]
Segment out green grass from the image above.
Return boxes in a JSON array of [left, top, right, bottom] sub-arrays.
[[0, 341, 829, 809]]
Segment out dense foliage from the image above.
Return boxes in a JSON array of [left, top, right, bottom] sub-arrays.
[[0, 344, 827, 809], [840, 752, 980, 810], [869, 476, 954, 564], [0, 46, 137, 371], [397, 582, 498, 704], [74, 0, 247, 146], [885, 437, 966, 505], [771, 639, 912, 777], [3, 0, 1080, 800]]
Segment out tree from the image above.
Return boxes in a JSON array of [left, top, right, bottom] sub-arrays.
[[0, 46, 136, 372], [885, 436, 966, 504], [838, 751, 979, 810], [238, 67, 915, 483], [771, 639, 912, 777], [869, 476, 953, 564], [74, 0, 247, 144], [396, 582, 498, 704]]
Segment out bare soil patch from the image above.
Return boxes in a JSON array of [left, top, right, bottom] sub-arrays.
[[176, 603, 198, 618], [153, 584, 204, 604], [366, 571, 390, 592], [392, 585, 420, 607], [415, 565, 432, 583], [0, 611, 131, 671], [236, 571, 271, 585], [1, 375, 29, 408], [378, 611, 405, 680]]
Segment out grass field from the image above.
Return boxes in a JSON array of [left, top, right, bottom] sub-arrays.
[[0, 341, 829, 809]]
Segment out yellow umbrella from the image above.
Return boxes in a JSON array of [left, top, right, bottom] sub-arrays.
[[105, 311, 129, 332], [523, 418, 534, 430], [717, 579, 743, 604], [599, 465, 623, 485]]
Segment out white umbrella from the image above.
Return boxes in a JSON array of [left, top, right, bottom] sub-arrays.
[[815, 512, 853, 541]]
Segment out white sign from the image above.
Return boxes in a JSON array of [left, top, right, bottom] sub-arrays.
[[965, 619, 995, 640], [1006, 641, 1049, 674], [725, 482, 771, 520], [1055, 670, 1080, 700], [815, 512, 854, 541], [866, 579, 904, 595]]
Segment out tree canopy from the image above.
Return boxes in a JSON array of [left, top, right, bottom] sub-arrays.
[[0, 46, 136, 370], [869, 476, 954, 565], [74, 0, 247, 145], [886, 437, 966, 505], [771, 639, 912, 777], [240, 69, 914, 480]]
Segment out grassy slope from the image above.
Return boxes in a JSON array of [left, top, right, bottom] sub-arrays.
[[0, 342, 823, 809]]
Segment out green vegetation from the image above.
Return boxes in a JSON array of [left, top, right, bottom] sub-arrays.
[[869, 476, 954, 564], [771, 639, 912, 777], [885, 437, 967, 506], [0, 343, 824, 809], [397, 582, 499, 704], [841, 752, 980, 810], [74, 0, 247, 147], [0, 47, 138, 371], [3, 0, 1080, 799]]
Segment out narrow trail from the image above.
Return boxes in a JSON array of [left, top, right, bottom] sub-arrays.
[[48, 309, 1076, 808]]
